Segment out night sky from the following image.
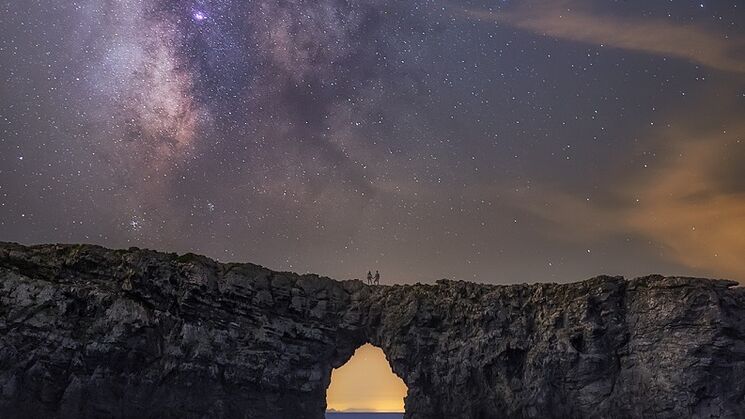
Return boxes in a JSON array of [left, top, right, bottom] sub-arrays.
[[2, 0, 744, 284]]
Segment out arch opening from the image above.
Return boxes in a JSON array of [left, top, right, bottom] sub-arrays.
[[326, 343, 407, 415]]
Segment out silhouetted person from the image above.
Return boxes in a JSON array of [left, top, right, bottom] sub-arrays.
[[367, 271, 373, 285], [374, 270, 380, 285]]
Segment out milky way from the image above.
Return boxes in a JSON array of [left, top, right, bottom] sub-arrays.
[[2, 1, 745, 283]]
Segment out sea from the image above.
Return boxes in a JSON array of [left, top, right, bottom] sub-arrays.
[[326, 414, 403, 419]]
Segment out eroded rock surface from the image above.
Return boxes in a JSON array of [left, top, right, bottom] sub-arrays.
[[1, 242, 744, 418]]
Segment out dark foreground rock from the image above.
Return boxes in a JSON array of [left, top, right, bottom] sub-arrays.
[[1, 242, 744, 419]]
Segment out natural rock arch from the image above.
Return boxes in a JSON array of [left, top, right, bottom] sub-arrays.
[[1, 243, 745, 419]]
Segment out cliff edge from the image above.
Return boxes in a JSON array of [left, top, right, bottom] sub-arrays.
[[1, 242, 744, 418]]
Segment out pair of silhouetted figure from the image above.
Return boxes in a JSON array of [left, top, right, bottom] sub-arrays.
[[367, 270, 380, 285]]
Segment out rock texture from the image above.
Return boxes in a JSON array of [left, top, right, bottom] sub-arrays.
[[1, 242, 745, 419]]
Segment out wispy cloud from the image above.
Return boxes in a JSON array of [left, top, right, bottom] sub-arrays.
[[623, 122, 745, 281], [513, 114, 745, 281], [460, 0, 745, 73]]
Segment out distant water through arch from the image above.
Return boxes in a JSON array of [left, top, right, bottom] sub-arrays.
[[325, 414, 403, 419], [326, 343, 407, 415]]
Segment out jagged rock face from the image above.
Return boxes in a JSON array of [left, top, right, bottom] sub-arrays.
[[0, 243, 370, 418], [1, 243, 745, 419], [368, 278, 745, 418]]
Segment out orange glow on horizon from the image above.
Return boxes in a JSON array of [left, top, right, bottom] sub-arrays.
[[326, 344, 408, 412]]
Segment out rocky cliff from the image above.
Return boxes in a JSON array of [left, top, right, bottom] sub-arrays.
[[1, 242, 744, 419]]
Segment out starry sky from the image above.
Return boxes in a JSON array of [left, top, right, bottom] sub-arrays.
[[2, 0, 745, 284]]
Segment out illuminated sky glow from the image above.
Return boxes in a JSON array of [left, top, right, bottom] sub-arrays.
[[326, 344, 407, 412]]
